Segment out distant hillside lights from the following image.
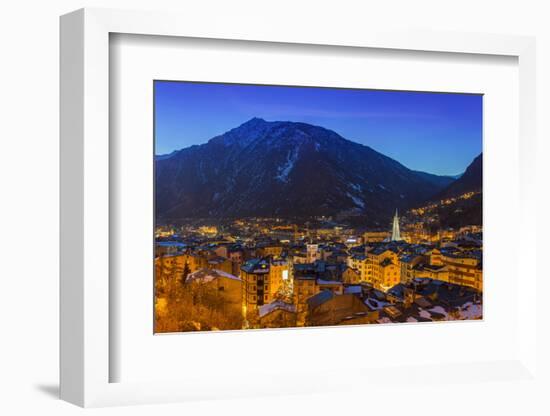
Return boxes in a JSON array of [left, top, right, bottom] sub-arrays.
[[198, 225, 218, 236], [411, 191, 481, 215], [155, 227, 176, 238]]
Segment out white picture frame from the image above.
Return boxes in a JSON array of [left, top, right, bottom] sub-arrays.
[[60, 7, 539, 408]]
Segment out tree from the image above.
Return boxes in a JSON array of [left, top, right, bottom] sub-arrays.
[[181, 261, 191, 285]]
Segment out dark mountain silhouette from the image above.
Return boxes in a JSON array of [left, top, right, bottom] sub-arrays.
[[430, 154, 483, 228], [155, 118, 457, 225], [436, 153, 482, 200], [412, 170, 455, 189]]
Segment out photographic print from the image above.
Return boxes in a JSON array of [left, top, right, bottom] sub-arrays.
[[154, 81, 482, 333]]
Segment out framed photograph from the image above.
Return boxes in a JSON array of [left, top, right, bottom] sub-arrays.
[[60, 8, 539, 408], [153, 80, 483, 334]]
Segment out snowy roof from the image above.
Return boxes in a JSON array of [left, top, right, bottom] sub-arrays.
[[370, 246, 392, 256], [317, 279, 343, 286], [307, 290, 335, 310], [399, 253, 421, 263], [387, 283, 406, 299], [156, 241, 186, 247], [186, 268, 241, 283], [241, 258, 270, 274], [258, 300, 296, 318], [414, 297, 432, 309], [344, 285, 362, 295]]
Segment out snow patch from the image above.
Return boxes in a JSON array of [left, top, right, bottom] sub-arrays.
[[419, 309, 432, 319], [258, 300, 296, 318], [349, 183, 363, 192], [459, 302, 482, 319], [429, 305, 448, 317], [186, 268, 241, 283], [347, 192, 365, 208], [275, 148, 299, 183]]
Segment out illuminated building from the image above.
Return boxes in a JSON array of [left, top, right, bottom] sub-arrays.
[[306, 292, 377, 326], [413, 263, 449, 281], [240, 257, 290, 316], [306, 244, 319, 263], [427, 248, 444, 266], [291, 249, 308, 264], [342, 266, 361, 284], [198, 225, 218, 236], [399, 253, 423, 283], [256, 243, 283, 257], [378, 258, 400, 291], [185, 268, 242, 311], [258, 300, 297, 328], [366, 246, 401, 291], [409, 248, 482, 291], [268, 257, 290, 297], [316, 279, 344, 295], [441, 251, 483, 291], [294, 275, 319, 310], [347, 253, 368, 283], [391, 209, 402, 241], [155, 241, 186, 257], [207, 255, 234, 275], [362, 230, 389, 243], [241, 258, 271, 312]]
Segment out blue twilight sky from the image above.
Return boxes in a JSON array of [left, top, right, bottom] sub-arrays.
[[154, 81, 482, 176]]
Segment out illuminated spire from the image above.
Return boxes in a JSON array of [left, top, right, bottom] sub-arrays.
[[391, 209, 402, 241]]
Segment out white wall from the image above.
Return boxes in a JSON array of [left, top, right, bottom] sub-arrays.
[[1, 0, 548, 414]]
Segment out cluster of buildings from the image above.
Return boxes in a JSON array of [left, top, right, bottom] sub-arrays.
[[155, 210, 483, 331]]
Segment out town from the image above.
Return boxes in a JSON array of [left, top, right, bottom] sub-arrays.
[[154, 191, 482, 332]]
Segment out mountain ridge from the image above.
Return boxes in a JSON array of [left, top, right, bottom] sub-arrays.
[[435, 153, 482, 200], [155, 118, 462, 225]]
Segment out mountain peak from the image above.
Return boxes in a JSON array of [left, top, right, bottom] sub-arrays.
[[215, 117, 341, 149], [242, 117, 267, 125], [233, 117, 271, 131], [208, 117, 271, 147]]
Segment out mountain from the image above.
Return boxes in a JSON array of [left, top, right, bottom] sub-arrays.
[[155, 151, 178, 161], [436, 154, 482, 199], [436, 193, 482, 228], [429, 154, 482, 228], [156, 118, 455, 225], [411, 170, 455, 189]]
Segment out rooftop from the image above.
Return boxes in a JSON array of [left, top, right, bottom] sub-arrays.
[[307, 290, 335, 310], [241, 258, 270, 274], [258, 300, 296, 318], [186, 268, 241, 283]]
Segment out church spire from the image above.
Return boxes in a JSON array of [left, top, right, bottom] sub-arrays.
[[391, 209, 402, 241]]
